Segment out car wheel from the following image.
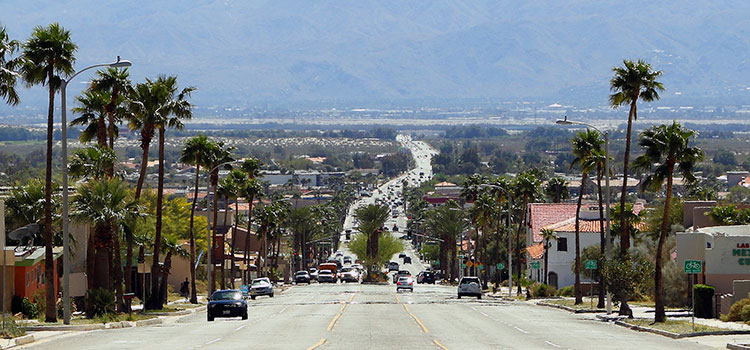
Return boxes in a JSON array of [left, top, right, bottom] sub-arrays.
[[251, 296, 256, 300], [270, 294, 274, 298], [207, 314, 214, 322], [477, 295, 482, 300], [457, 295, 462, 299], [242, 312, 248, 320]]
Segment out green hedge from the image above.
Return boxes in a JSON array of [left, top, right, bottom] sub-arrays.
[[693, 284, 714, 318]]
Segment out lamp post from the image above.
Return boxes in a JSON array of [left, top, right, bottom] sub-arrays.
[[555, 115, 612, 313], [61, 57, 131, 325], [205, 160, 242, 294], [480, 184, 514, 297]]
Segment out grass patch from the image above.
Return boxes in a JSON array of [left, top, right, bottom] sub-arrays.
[[546, 298, 611, 310], [625, 319, 726, 334]]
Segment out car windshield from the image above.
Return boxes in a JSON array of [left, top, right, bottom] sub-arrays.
[[211, 291, 241, 300], [461, 278, 479, 284], [320, 271, 332, 275], [296, 271, 307, 275], [252, 280, 267, 286], [341, 268, 353, 272]]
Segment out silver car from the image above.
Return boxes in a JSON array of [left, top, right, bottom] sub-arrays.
[[457, 277, 481, 299], [249, 277, 274, 300], [396, 277, 414, 292]]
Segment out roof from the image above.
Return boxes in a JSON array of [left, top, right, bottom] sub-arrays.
[[435, 181, 457, 187], [526, 242, 544, 260], [11, 246, 63, 267], [528, 203, 578, 242], [698, 225, 750, 236], [543, 217, 647, 233]]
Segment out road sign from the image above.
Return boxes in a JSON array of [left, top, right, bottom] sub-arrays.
[[496, 263, 505, 270], [531, 261, 540, 269], [461, 263, 467, 268], [466, 261, 474, 268], [585, 260, 597, 270], [477, 264, 484, 270], [684, 260, 702, 274]]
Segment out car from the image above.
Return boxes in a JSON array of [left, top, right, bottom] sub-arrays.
[[398, 253, 406, 259], [396, 277, 414, 292], [207, 289, 247, 321], [392, 224, 399, 232], [308, 268, 319, 281], [295, 271, 311, 284], [318, 270, 337, 283], [343, 256, 352, 264], [417, 271, 436, 284], [403, 256, 411, 264], [388, 261, 399, 272], [350, 264, 364, 274], [458, 277, 482, 299], [249, 277, 274, 300], [339, 267, 359, 283], [393, 269, 411, 283]]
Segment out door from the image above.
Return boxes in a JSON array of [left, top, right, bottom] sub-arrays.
[[548, 271, 558, 289]]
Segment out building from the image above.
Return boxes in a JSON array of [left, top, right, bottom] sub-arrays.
[[0, 246, 63, 310]]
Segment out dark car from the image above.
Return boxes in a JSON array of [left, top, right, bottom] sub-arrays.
[[207, 290, 247, 321], [403, 256, 411, 264], [295, 271, 311, 284], [417, 271, 435, 284], [388, 261, 399, 272]]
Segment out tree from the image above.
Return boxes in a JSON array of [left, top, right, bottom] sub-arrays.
[[126, 81, 157, 199], [540, 228, 557, 285], [240, 178, 264, 282], [90, 67, 131, 149], [20, 23, 77, 323], [513, 171, 541, 294], [204, 141, 234, 292], [179, 134, 215, 303], [713, 149, 737, 167], [585, 147, 610, 308], [227, 169, 247, 288], [68, 146, 116, 181], [71, 89, 110, 146], [609, 59, 664, 257], [633, 122, 703, 322], [424, 201, 467, 282], [147, 75, 195, 310], [0, 24, 20, 106], [544, 177, 569, 203], [4, 179, 59, 244], [570, 129, 602, 304], [158, 233, 189, 304], [709, 205, 750, 226], [355, 204, 390, 277]]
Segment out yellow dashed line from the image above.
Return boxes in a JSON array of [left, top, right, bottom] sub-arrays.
[[327, 313, 341, 331], [410, 313, 429, 333], [402, 303, 410, 312], [307, 338, 326, 350], [433, 339, 449, 350]]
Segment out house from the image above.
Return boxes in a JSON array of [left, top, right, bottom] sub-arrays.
[[0, 246, 63, 310]]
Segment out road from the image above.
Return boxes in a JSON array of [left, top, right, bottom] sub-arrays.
[[18, 136, 721, 349]]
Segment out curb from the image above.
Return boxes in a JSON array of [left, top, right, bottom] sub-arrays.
[[537, 302, 607, 314], [728, 343, 750, 350], [608, 318, 750, 339]]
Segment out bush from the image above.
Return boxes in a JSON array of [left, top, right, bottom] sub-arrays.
[[21, 298, 38, 319], [722, 297, 750, 322], [0, 317, 26, 339], [557, 286, 574, 297], [86, 288, 115, 318], [527, 283, 557, 298], [663, 262, 689, 307], [694, 284, 715, 318], [30, 290, 46, 318]]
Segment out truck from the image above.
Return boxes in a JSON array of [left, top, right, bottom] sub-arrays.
[[319, 262, 338, 275]]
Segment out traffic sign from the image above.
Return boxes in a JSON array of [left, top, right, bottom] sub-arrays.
[[496, 263, 505, 270], [584, 260, 597, 270], [684, 260, 702, 274], [461, 263, 467, 268], [531, 261, 540, 269], [466, 261, 474, 268], [477, 264, 484, 270]]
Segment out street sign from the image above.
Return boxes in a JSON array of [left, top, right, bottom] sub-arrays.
[[496, 263, 505, 270], [531, 261, 540, 269], [684, 260, 702, 274], [477, 264, 484, 270], [585, 260, 597, 270], [461, 263, 467, 268], [466, 261, 474, 268]]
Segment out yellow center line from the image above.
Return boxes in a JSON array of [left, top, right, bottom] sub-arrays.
[[410, 312, 429, 333], [340, 303, 347, 313], [402, 303, 410, 313], [327, 313, 341, 331], [433, 339, 449, 350], [307, 338, 326, 350]]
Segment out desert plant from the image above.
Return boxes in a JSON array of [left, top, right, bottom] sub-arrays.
[[528, 283, 557, 298], [557, 286, 575, 297], [722, 297, 750, 322], [21, 298, 38, 319], [86, 288, 115, 318], [0, 318, 26, 339]]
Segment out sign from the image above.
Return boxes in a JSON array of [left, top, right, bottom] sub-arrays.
[[239, 285, 249, 294], [585, 260, 597, 270], [684, 260, 702, 274], [466, 261, 474, 268], [496, 263, 505, 270], [477, 264, 484, 270], [531, 261, 540, 269], [461, 263, 467, 268]]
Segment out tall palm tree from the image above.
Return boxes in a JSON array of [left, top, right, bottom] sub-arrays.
[[90, 67, 131, 149], [355, 204, 390, 277], [460, 174, 486, 204], [148, 75, 195, 310], [513, 171, 540, 294], [20, 23, 77, 323], [240, 178, 264, 282], [227, 169, 247, 288], [424, 201, 467, 282], [68, 146, 117, 181], [540, 228, 557, 285], [570, 129, 603, 304], [204, 141, 234, 291], [216, 175, 236, 288], [470, 193, 495, 281], [71, 89, 110, 146], [633, 122, 703, 323], [158, 233, 189, 304], [544, 177, 569, 203], [180, 134, 215, 303], [126, 81, 158, 199], [585, 148, 610, 308], [609, 59, 664, 256], [0, 24, 20, 106]]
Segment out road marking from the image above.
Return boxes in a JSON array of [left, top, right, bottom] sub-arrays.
[[410, 313, 429, 333], [234, 324, 247, 331], [349, 293, 356, 302], [307, 338, 326, 350], [279, 305, 290, 314], [514, 326, 529, 334], [545, 340, 561, 348], [205, 338, 221, 345], [339, 303, 347, 313], [327, 313, 341, 331], [402, 304, 410, 312], [433, 339, 449, 350]]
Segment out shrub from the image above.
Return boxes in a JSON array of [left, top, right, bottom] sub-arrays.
[[86, 288, 115, 318], [663, 262, 689, 307], [723, 298, 750, 322], [528, 283, 557, 298], [557, 286, 574, 297], [0, 317, 26, 339], [30, 290, 46, 318], [21, 298, 38, 319], [694, 284, 715, 318]]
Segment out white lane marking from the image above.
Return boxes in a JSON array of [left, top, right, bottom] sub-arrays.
[[205, 338, 221, 345], [279, 305, 290, 314], [545, 340, 561, 348], [235, 324, 247, 331], [514, 326, 529, 334]]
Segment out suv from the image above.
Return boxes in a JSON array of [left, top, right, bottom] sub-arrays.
[[458, 277, 482, 299], [393, 269, 411, 283], [417, 271, 435, 284], [388, 261, 399, 272], [339, 267, 359, 283]]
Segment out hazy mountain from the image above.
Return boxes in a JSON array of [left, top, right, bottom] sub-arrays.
[[2, 1, 750, 107]]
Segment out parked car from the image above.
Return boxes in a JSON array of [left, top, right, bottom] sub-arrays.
[[457, 277, 482, 299], [416, 271, 435, 284], [207, 289, 247, 321], [339, 267, 359, 283], [295, 271, 311, 284], [308, 268, 319, 281], [318, 270, 337, 283], [249, 277, 274, 300], [393, 270, 411, 283], [396, 277, 414, 292]]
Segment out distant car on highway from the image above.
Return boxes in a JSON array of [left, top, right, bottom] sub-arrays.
[[295, 271, 311, 284], [343, 256, 352, 264], [403, 256, 411, 264], [398, 253, 406, 259], [396, 277, 414, 292], [393, 269, 411, 283], [457, 277, 482, 299], [207, 289, 247, 321], [249, 277, 274, 300]]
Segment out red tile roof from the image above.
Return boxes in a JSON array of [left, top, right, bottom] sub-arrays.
[[528, 203, 578, 243], [526, 242, 544, 259], [541, 203, 647, 233]]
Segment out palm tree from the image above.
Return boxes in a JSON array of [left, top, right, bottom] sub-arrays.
[[609, 59, 664, 256], [585, 148, 610, 308], [540, 228, 557, 285], [20, 23, 77, 323], [570, 129, 603, 304], [90, 67, 131, 149], [69, 146, 117, 181], [158, 233, 189, 304], [4, 179, 58, 243], [424, 201, 467, 282], [227, 169, 247, 288], [216, 175, 236, 288], [513, 171, 541, 294], [71, 89, 110, 146], [204, 141, 234, 291], [148, 75, 195, 310], [286, 207, 314, 273], [126, 81, 157, 199], [179, 134, 215, 303], [0, 25, 20, 106], [470, 193, 495, 282], [240, 178, 264, 282], [460, 174, 486, 204], [355, 204, 390, 277], [544, 177, 569, 203], [633, 122, 703, 323]]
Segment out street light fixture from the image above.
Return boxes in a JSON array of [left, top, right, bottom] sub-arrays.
[[205, 160, 243, 294], [479, 184, 514, 298], [555, 115, 612, 314], [61, 57, 132, 325]]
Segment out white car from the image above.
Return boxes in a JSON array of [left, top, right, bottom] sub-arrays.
[[396, 277, 414, 292], [457, 277, 482, 299], [339, 267, 359, 283], [249, 277, 274, 300]]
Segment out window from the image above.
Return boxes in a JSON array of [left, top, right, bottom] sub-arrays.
[[557, 237, 568, 252]]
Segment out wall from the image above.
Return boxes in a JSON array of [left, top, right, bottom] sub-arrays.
[[534, 231, 601, 288]]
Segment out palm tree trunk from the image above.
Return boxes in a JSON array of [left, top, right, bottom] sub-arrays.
[[43, 68, 56, 323], [106, 86, 119, 150], [515, 197, 527, 295], [596, 166, 606, 309], [654, 166, 674, 323], [96, 115, 107, 148], [86, 227, 95, 293], [619, 98, 637, 257], [210, 173, 219, 293], [220, 195, 229, 289], [134, 127, 153, 200], [244, 195, 254, 285], [574, 172, 587, 304], [148, 127, 165, 310], [113, 231, 124, 312], [124, 230, 133, 294], [230, 199, 238, 288], [543, 240, 549, 285], [187, 164, 200, 303], [159, 251, 173, 305]]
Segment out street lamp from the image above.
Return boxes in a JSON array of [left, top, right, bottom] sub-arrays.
[[205, 160, 242, 294], [555, 115, 612, 313], [480, 184, 514, 298], [61, 57, 131, 325]]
